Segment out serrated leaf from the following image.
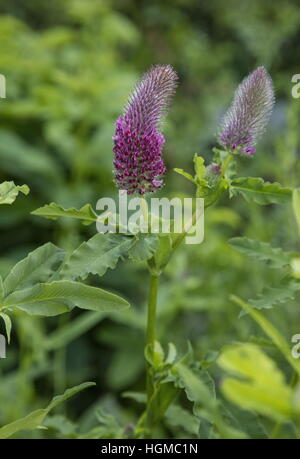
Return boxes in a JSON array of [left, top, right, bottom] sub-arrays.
[[0, 382, 95, 439], [2, 280, 130, 315], [3, 243, 65, 296], [0, 312, 11, 343], [229, 237, 292, 268], [218, 344, 293, 422], [128, 234, 158, 261], [165, 404, 199, 436], [0, 181, 29, 205], [32, 202, 97, 225], [248, 280, 300, 310], [230, 177, 292, 205], [60, 233, 134, 281]]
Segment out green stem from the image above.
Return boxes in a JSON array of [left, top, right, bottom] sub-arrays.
[[141, 272, 159, 438]]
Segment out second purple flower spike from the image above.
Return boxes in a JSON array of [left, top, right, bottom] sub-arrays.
[[113, 65, 178, 195], [219, 66, 275, 155]]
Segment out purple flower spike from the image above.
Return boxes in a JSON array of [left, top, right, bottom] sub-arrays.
[[219, 66, 275, 155], [113, 65, 178, 194]]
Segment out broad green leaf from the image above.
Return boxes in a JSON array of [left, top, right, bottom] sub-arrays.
[[0, 312, 11, 343], [0, 181, 29, 205], [231, 295, 300, 377], [3, 242, 65, 296], [174, 168, 196, 184], [230, 177, 292, 204], [229, 237, 292, 268], [128, 234, 158, 261], [2, 280, 130, 314], [60, 233, 134, 280], [293, 189, 300, 235], [32, 202, 97, 225], [0, 382, 95, 439], [218, 344, 293, 422]]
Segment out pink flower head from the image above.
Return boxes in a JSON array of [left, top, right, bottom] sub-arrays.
[[113, 65, 178, 194]]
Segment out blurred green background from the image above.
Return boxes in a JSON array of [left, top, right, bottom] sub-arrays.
[[0, 0, 300, 438]]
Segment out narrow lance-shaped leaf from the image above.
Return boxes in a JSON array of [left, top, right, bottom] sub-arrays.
[[2, 280, 130, 315], [32, 202, 97, 226]]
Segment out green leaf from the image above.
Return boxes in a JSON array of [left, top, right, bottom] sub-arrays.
[[230, 295, 300, 378], [60, 233, 134, 280], [230, 177, 292, 205], [293, 189, 300, 235], [248, 280, 300, 310], [218, 344, 293, 422], [0, 382, 95, 439], [3, 242, 65, 296], [122, 391, 146, 404], [174, 168, 196, 184], [194, 155, 206, 181], [0, 181, 29, 205], [32, 202, 97, 225], [128, 234, 158, 261], [0, 312, 12, 343], [165, 404, 199, 436], [2, 280, 130, 315], [229, 237, 292, 268]]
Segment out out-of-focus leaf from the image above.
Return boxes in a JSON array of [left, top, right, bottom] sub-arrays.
[[231, 295, 300, 377], [293, 189, 300, 235], [218, 344, 293, 422], [0, 181, 29, 205]]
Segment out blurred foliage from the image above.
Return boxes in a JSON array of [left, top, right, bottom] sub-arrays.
[[0, 0, 300, 438]]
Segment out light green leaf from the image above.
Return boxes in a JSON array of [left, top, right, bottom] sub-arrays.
[[60, 233, 134, 280], [3, 242, 65, 296], [230, 295, 300, 378], [122, 391, 146, 404], [0, 181, 29, 205], [230, 177, 292, 204], [32, 202, 97, 225], [0, 312, 12, 343], [229, 237, 292, 268], [165, 404, 199, 436], [218, 344, 293, 422], [2, 280, 130, 315], [194, 155, 206, 181], [174, 168, 196, 184], [0, 382, 95, 439]]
